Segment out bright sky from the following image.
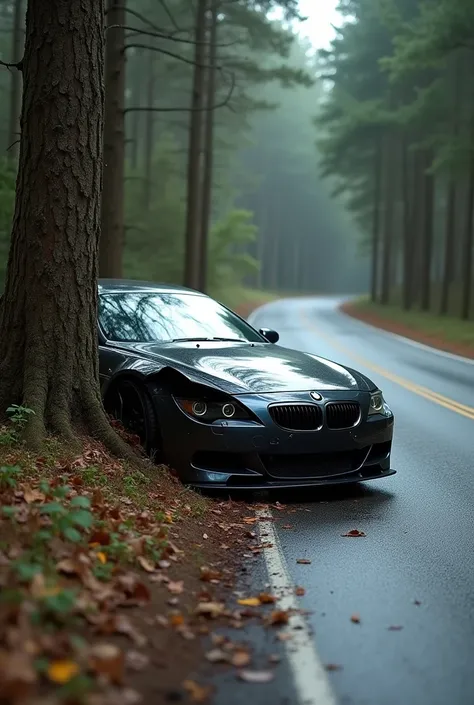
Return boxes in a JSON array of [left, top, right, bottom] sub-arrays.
[[297, 0, 341, 51]]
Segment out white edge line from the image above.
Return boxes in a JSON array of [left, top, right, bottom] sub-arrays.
[[249, 298, 474, 366], [256, 507, 337, 705]]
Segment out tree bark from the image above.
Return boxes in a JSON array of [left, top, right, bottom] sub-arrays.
[[184, 0, 207, 290], [401, 135, 414, 310], [460, 148, 474, 320], [129, 48, 143, 171], [198, 1, 218, 293], [380, 132, 395, 305], [100, 0, 126, 279], [0, 0, 135, 458], [440, 177, 456, 315], [143, 51, 156, 211], [370, 136, 382, 303], [420, 150, 434, 311], [6, 0, 24, 161]]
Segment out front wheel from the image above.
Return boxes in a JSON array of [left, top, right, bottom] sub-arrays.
[[105, 379, 162, 462]]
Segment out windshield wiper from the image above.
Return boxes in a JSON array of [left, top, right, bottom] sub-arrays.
[[172, 336, 246, 343]]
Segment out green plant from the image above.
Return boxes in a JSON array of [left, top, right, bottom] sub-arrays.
[[40, 495, 94, 543], [6, 404, 35, 428], [0, 464, 21, 489]]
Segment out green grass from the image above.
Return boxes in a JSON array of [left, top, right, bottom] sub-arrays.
[[351, 296, 474, 348], [211, 286, 280, 312]]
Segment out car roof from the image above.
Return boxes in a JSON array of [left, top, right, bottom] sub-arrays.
[[98, 278, 205, 297]]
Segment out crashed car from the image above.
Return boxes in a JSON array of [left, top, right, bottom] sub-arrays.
[[99, 280, 395, 489]]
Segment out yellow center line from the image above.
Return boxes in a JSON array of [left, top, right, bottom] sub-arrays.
[[300, 308, 474, 421]]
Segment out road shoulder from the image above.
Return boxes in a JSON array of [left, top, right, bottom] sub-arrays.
[[341, 300, 474, 361]]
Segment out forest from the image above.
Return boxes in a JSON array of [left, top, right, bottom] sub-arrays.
[[318, 0, 474, 324], [0, 0, 366, 304]]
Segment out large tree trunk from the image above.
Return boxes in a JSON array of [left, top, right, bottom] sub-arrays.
[[6, 0, 24, 161], [198, 1, 218, 293], [184, 0, 207, 290], [100, 0, 126, 279], [0, 0, 134, 458]]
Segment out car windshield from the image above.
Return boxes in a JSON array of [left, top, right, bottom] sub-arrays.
[[98, 291, 264, 344]]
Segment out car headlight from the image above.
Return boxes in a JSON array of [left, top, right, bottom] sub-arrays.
[[368, 390, 392, 417], [174, 397, 252, 423]]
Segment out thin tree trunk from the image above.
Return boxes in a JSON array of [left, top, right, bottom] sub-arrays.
[[100, 0, 126, 278], [380, 132, 395, 305], [461, 149, 474, 320], [440, 177, 456, 314], [0, 0, 134, 458], [371, 136, 382, 302], [420, 150, 434, 311], [6, 0, 23, 161], [130, 48, 143, 170], [402, 135, 414, 310], [198, 1, 218, 293], [143, 51, 155, 211], [184, 0, 207, 289]]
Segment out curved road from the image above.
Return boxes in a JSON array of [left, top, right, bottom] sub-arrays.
[[210, 297, 474, 705]]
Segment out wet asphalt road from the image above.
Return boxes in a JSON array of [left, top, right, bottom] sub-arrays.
[[210, 297, 474, 705]]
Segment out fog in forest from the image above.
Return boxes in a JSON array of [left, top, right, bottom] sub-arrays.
[[0, 0, 369, 304], [3, 0, 472, 325]]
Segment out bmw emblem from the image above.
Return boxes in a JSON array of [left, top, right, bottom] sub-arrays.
[[310, 391, 322, 401]]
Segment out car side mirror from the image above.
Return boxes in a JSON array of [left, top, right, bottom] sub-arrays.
[[259, 328, 279, 344]]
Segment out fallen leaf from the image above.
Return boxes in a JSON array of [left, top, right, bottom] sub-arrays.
[[195, 602, 225, 618], [89, 530, 111, 545], [126, 650, 150, 671], [200, 566, 221, 582], [267, 610, 289, 626], [350, 613, 361, 624], [97, 551, 107, 564], [23, 486, 45, 504], [258, 593, 277, 604], [169, 612, 185, 627], [243, 517, 257, 525], [47, 659, 80, 684], [183, 679, 214, 703], [342, 529, 366, 537], [137, 556, 155, 573], [89, 643, 124, 685], [296, 558, 311, 565], [238, 670, 274, 683], [325, 663, 343, 671], [237, 597, 261, 607], [231, 650, 251, 668], [0, 650, 37, 700], [205, 649, 230, 664], [295, 586, 305, 597], [168, 580, 184, 595]]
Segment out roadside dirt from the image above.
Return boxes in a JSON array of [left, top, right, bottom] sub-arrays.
[[0, 432, 284, 705], [341, 301, 474, 360]]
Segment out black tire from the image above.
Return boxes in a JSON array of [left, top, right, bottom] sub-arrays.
[[106, 378, 162, 462]]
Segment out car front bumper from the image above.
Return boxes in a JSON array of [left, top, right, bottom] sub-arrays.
[[154, 390, 395, 489]]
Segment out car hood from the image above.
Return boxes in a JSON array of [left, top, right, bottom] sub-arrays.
[[116, 341, 374, 395]]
